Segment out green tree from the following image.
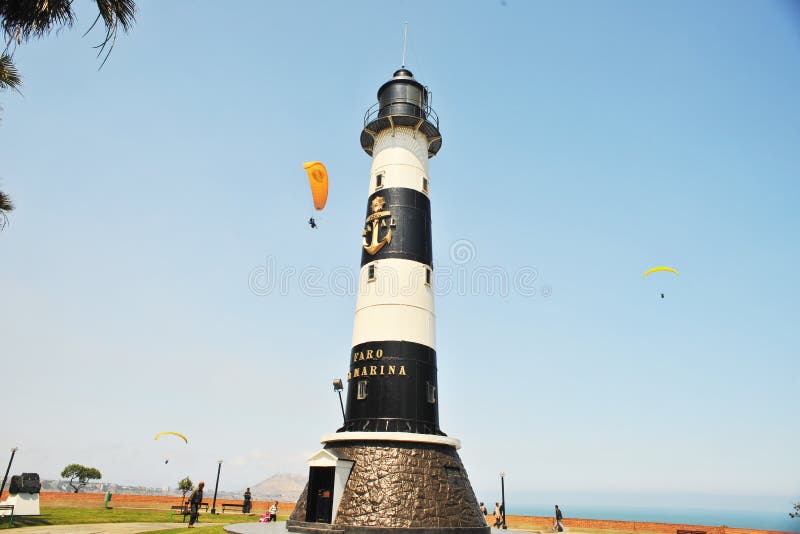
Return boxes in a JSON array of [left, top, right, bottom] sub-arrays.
[[60, 464, 102, 493], [791, 502, 799, 518], [177, 476, 193, 506], [0, 190, 13, 230]]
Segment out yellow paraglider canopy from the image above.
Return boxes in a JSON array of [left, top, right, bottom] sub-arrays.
[[642, 266, 679, 279], [154, 431, 188, 444], [303, 161, 329, 211]]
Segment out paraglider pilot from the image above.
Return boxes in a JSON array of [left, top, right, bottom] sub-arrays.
[[303, 161, 327, 229]]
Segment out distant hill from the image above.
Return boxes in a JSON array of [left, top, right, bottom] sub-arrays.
[[249, 473, 306, 502]]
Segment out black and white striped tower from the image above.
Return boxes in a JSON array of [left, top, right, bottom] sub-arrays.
[[344, 66, 441, 436], [288, 69, 488, 534]]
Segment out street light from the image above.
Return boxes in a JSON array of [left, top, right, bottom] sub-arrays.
[[499, 471, 507, 530], [0, 447, 19, 503], [210, 460, 223, 515], [333, 378, 345, 424]]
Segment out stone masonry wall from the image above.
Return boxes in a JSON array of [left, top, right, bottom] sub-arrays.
[[289, 485, 308, 522], [327, 441, 487, 530]]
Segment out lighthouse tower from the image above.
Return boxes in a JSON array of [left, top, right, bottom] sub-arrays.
[[287, 69, 489, 534], [344, 66, 442, 436]]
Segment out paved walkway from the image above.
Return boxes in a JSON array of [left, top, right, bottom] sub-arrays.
[[223, 524, 286, 534], [224, 524, 526, 533], [10, 522, 215, 533]]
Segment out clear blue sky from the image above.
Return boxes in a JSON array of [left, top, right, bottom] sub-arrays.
[[1, 0, 798, 519]]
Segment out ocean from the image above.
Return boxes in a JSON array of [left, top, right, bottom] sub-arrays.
[[509, 505, 799, 533]]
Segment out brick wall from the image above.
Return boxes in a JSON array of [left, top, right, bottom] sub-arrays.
[[39, 491, 293, 515], [503, 515, 793, 534]]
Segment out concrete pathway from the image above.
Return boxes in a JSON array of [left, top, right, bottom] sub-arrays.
[[223, 524, 287, 534], [224, 524, 528, 533], [11, 522, 215, 533]]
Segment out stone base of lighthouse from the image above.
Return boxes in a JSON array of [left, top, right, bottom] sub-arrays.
[[287, 435, 490, 534]]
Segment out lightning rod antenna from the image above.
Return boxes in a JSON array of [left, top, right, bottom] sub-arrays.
[[402, 22, 408, 68]]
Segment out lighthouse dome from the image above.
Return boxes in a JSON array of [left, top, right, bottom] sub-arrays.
[[377, 68, 428, 120], [361, 68, 442, 158], [392, 68, 414, 78]]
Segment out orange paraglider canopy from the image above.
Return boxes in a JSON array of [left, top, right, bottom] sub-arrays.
[[303, 161, 329, 211]]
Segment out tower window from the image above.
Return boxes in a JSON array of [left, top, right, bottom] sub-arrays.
[[368, 264, 376, 282], [426, 382, 436, 404], [422, 177, 429, 193], [357, 381, 368, 400], [375, 173, 384, 189], [425, 267, 432, 286]]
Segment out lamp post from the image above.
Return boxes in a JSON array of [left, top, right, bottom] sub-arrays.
[[0, 447, 18, 502], [500, 471, 507, 529], [333, 378, 345, 424], [210, 460, 222, 515]]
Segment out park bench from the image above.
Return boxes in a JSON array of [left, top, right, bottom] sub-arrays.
[[169, 502, 209, 522], [180, 502, 210, 512], [222, 502, 246, 513], [169, 504, 188, 522], [0, 505, 14, 527]]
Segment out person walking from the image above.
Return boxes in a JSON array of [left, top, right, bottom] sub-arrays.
[[187, 481, 204, 528], [554, 504, 564, 532], [493, 502, 502, 529], [269, 501, 278, 522], [243, 488, 252, 514], [480, 501, 488, 518]]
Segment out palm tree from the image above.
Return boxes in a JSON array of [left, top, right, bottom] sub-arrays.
[[0, 0, 136, 88], [1, 2, 136, 226], [0, 189, 13, 230]]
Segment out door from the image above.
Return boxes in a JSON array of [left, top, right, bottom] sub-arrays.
[[305, 467, 335, 523]]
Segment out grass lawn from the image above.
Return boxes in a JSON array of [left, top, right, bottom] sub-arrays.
[[0, 506, 267, 530]]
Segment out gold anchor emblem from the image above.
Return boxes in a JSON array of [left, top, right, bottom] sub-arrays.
[[362, 196, 393, 255]]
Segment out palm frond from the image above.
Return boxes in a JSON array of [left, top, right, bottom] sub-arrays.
[[0, 190, 13, 211], [0, 189, 14, 230], [0, 52, 22, 92], [0, 0, 75, 44], [91, 0, 135, 69], [94, 0, 135, 33], [0, 0, 135, 69]]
